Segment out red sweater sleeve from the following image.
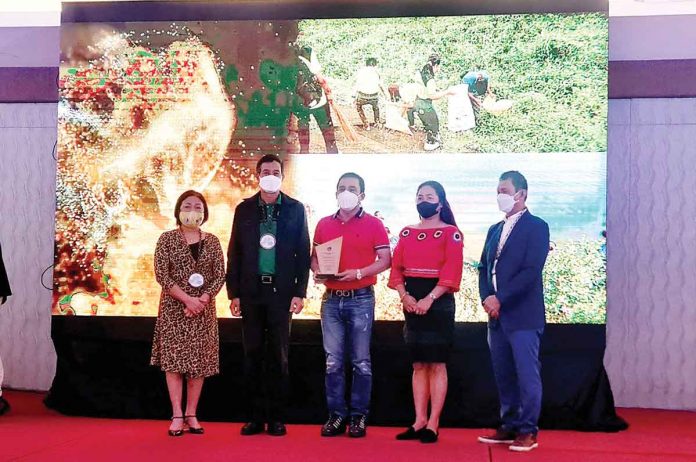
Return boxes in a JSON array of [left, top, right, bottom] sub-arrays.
[[438, 227, 464, 292], [388, 232, 406, 289]]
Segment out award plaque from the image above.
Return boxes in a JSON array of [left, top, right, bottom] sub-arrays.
[[315, 236, 342, 278]]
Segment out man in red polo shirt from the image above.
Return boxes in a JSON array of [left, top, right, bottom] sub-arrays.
[[311, 172, 391, 438]]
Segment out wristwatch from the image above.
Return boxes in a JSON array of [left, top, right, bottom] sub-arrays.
[[428, 293, 437, 301], [356, 269, 363, 280]]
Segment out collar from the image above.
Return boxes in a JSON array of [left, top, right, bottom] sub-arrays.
[[333, 207, 365, 220], [504, 208, 527, 223], [259, 193, 282, 206]]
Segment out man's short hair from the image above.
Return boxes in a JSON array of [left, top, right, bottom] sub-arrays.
[[366, 57, 377, 67], [337, 172, 365, 193], [256, 154, 283, 174], [499, 171, 528, 192]]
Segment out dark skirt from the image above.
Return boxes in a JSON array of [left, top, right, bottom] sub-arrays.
[[403, 277, 455, 363]]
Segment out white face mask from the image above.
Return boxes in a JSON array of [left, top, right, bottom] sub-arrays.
[[179, 210, 204, 228], [337, 190, 360, 211], [259, 174, 282, 193], [497, 192, 519, 214]]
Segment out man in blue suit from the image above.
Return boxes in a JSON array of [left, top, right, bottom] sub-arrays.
[[477, 171, 549, 452]]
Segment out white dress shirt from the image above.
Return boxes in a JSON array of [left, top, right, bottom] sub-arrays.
[[492, 208, 527, 292], [354, 66, 383, 95]]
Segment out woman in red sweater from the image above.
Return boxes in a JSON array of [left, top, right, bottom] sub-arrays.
[[389, 181, 464, 443]]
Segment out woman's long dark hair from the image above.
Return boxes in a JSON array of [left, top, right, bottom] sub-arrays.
[[417, 180, 458, 228], [420, 54, 441, 86]]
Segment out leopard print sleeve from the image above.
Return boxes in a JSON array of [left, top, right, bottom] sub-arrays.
[[154, 232, 176, 291], [204, 234, 226, 298]]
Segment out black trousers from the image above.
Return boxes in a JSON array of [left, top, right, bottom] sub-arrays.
[[241, 284, 292, 422], [407, 97, 440, 143]]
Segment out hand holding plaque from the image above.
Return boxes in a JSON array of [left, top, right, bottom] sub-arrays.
[[315, 237, 342, 279]]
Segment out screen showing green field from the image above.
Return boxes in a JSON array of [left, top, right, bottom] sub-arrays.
[[54, 13, 607, 322]]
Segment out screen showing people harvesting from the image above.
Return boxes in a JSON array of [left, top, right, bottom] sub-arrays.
[[54, 13, 607, 322]]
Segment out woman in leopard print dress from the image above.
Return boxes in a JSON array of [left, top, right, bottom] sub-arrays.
[[151, 190, 225, 436]]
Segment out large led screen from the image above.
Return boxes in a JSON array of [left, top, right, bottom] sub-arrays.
[[54, 14, 607, 322]]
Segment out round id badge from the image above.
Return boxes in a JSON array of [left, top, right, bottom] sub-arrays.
[[260, 233, 277, 250], [188, 273, 205, 288]]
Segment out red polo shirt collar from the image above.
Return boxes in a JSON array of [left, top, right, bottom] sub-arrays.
[[333, 207, 365, 220]]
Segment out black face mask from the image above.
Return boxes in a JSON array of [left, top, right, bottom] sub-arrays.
[[417, 201, 440, 219]]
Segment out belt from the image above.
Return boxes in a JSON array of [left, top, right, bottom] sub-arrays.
[[326, 287, 373, 298], [259, 275, 275, 284]]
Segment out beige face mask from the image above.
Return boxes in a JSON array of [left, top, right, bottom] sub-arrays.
[[179, 211, 204, 227]]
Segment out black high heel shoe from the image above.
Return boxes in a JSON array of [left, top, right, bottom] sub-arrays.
[[185, 415, 205, 434], [169, 416, 185, 437]]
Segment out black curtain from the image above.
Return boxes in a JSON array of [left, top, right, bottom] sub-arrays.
[[46, 317, 627, 432], [0, 242, 11, 298]]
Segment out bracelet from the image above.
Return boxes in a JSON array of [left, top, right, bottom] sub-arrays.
[[400, 291, 409, 301], [428, 293, 437, 301], [356, 268, 363, 280]]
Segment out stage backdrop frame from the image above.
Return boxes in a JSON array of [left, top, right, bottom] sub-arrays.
[[47, 0, 624, 432]]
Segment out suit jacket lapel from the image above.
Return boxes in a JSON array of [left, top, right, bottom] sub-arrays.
[[276, 192, 288, 257], [248, 193, 261, 266], [498, 210, 530, 260], [487, 222, 503, 287], [490, 222, 503, 260]]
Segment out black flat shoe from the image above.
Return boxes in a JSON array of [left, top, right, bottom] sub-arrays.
[[241, 422, 265, 436], [419, 429, 439, 444], [168, 416, 185, 437], [267, 422, 287, 436], [396, 426, 425, 440], [0, 397, 10, 416], [185, 415, 204, 434]]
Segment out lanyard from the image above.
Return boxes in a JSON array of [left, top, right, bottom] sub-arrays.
[[259, 204, 278, 234], [495, 211, 524, 259]]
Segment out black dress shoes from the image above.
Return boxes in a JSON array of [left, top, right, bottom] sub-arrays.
[[349, 415, 368, 438], [267, 422, 287, 436], [240, 422, 265, 436], [321, 414, 347, 437]]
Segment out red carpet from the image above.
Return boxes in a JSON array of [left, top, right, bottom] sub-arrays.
[[1, 391, 695, 461]]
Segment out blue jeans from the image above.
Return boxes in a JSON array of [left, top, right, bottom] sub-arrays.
[[488, 324, 544, 435], [321, 289, 375, 417]]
